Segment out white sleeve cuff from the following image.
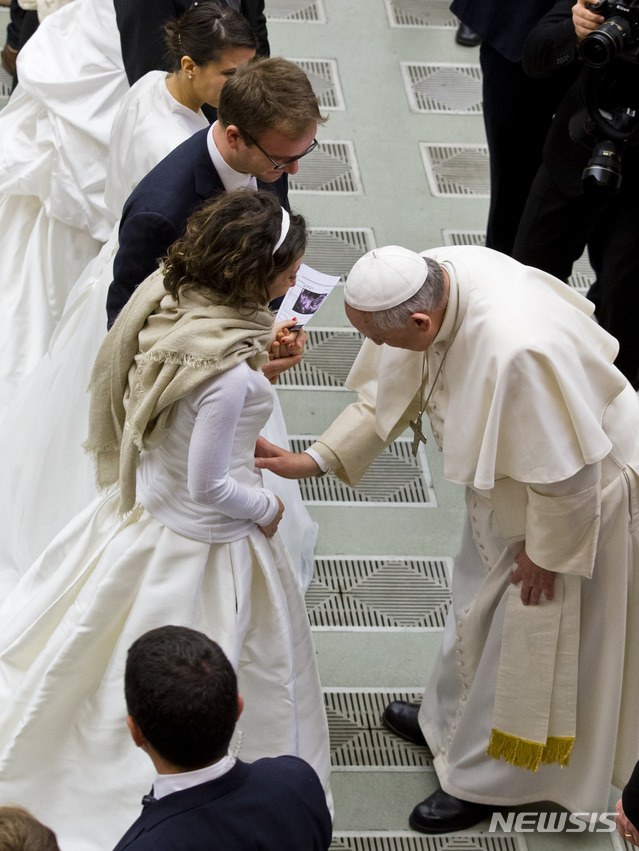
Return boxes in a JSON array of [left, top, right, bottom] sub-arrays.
[[304, 447, 329, 474]]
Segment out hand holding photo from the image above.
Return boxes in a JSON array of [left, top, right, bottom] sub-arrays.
[[275, 264, 341, 328]]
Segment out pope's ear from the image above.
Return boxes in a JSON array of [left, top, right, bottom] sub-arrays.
[[411, 312, 432, 332]]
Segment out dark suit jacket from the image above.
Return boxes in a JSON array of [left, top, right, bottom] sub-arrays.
[[114, 0, 269, 87], [106, 127, 289, 325], [451, 0, 556, 62], [112, 757, 332, 851]]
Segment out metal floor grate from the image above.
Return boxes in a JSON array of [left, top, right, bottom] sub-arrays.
[[278, 328, 363, 388], [292, 59, 345, 110], [443, 230, 486, 247], [290, 436, 436, 506], [567, 252, 595, 294], [401, 63, 482, 114], [307, 556, 452, 629], [304, 229, 376, 281], [266, 0, 326, 23], [421, 144, 490, 197], [324, 689, 433, 769], [289, 141, 363, 194], [330, 835, 527, 851], [384, 0, 458, 28]]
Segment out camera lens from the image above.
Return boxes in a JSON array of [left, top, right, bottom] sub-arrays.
[[580, 16, 632, 66], [582, 140, 623, 194]]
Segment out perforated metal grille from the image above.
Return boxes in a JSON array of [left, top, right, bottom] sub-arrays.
[[307, 556, 452, 628], [330, 835, 528, 851], [401, 63, 482, 114], [278, 328, 363, 388], [324, 689, 433, 768], [385, 0, 458, 28], [0, 67, 12, 101], [567, 252, 595, 294], [289, 141, 363, 194], [266, 0, 326, 23], [292, 59, 345, 110], [443, 230, 486, 246], [304, 228, 375, 281], [289, 436, 436, 506], [421, 144, 490, 197]]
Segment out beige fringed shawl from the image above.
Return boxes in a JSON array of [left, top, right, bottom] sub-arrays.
[[85, 269, 273, 515]]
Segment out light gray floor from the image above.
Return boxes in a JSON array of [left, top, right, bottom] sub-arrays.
[[265, 2, 624, 850], [0, 2, 624, 848]]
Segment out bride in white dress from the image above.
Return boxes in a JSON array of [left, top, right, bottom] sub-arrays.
[[0, 0, 128, 396], [0, 5, 318, 595], [0, 191, 331, 851]]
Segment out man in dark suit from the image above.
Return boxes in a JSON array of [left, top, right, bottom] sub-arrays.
[[114, 0, 269, 88], [112, 626, 332, 851], [106, 56, 325, 327], [512, 0, 639, 388], [450, 0, 577, 254]]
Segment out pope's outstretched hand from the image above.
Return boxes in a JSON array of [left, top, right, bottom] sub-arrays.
[[255, 436, 322, 479]]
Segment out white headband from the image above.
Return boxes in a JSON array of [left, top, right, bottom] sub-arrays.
[[272, 208, 290, 254]]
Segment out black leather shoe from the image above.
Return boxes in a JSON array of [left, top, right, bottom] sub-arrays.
[[409, 789, 499, 834], [455, 22, 481, 47], [381, 701, 427, 746]]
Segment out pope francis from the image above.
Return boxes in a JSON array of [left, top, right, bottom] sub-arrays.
[[255, 244, 639, 833]]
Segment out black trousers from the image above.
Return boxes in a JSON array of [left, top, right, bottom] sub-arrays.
[[480, 43, 568, 255], [513, 162, 639, 387]]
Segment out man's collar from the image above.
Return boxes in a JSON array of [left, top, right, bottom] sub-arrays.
[[153, 751, 236, 800], [207, 123, 257, 192]]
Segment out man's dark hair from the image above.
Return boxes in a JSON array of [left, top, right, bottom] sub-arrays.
[[125, 626, 238, 770], [217, 56, 326, 139]]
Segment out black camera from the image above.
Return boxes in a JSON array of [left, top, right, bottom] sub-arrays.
[[581, 0, 639, 67]]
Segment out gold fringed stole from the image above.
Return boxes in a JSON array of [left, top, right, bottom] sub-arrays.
[[486, 729, 574, 772]]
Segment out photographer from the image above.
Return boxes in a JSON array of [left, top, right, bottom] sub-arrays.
[[512, 0, 639, 388]]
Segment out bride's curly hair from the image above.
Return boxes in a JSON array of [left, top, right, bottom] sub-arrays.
[[163, 190, 306, 311]]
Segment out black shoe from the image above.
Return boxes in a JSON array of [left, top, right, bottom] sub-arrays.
[[455, 22, 481, 47], [409, 789, 499, 834], [381, 701, 427, 746]]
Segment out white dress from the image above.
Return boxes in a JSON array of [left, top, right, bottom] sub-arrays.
[[0, 71, 317, 593], [0, 0, 128, 400], [0, 361, 331, 851]]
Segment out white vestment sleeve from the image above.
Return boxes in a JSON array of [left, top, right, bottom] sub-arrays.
[[310, 393, 419, 486], [525, 463, 601, 578], [187, 372, 279, 526]]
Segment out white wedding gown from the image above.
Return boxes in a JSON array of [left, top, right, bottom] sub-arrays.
[[0, 70, 318, 594], [0, 0, 129, 400], [0, 361, 331, 851]]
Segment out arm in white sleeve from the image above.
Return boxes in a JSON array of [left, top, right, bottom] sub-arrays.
[[187, 370, 279, 526], [525, 462, 601, 578]]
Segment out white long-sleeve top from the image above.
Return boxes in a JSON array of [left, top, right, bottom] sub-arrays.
[[137, 361, 279, 543]]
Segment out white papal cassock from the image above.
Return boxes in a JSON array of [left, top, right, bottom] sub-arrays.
[[311, 245, 639, 812]]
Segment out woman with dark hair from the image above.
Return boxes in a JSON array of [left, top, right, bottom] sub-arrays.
[[0, 191, 331, 851], [0, 5, 324, 604], [0, 2, 256, 400]]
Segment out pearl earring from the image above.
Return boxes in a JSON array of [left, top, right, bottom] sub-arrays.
[[188, 74, 193, 79]]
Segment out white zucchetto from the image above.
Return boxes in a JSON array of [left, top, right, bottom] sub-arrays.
[[344, 245, 429, 311]]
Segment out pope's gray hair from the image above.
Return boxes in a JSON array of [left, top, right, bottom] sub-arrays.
[[367, 257, 446, 331]]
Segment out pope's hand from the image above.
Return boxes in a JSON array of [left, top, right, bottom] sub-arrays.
[[255, 436, 322, 479], [615, 798, 639, 846], [510, 547, 557, 605]]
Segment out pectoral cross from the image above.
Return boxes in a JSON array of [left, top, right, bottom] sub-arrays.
[[409, 414, 427, 457]]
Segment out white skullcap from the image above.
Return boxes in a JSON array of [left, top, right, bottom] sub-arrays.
[[344, 246, 429, 311]]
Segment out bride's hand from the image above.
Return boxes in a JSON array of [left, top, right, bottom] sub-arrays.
[[259, 495, 284, 538]]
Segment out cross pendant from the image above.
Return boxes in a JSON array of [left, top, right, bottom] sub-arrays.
[[409, 414, 427, 457]]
